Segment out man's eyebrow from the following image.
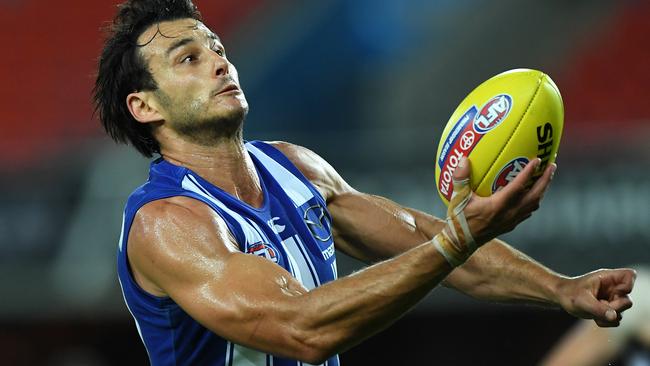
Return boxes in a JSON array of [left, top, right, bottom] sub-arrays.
[[207, 33, 222, 45], [164, 33, 222, 57], [165, 37, 196, 57]]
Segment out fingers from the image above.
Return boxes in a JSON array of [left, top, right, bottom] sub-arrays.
[[590, 300, 620, 327], [597, 268, 636, 301], [526, 162, 557, 203], [495, 158, 557, 214], [574, 269, 638, 328], [593, 294, 635, 327], [611, 268, 637, 294], [609, 295, 633, 313], [493, 158, 540, 204]]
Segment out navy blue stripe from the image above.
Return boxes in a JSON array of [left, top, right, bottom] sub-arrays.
[[228, 342, 234, 366]]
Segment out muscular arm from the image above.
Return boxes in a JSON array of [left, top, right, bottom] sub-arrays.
[[273, 141, 635, 323], [129, 196, 453, 364], [333, 191, 564, 305], [273, 141, 559, 303]]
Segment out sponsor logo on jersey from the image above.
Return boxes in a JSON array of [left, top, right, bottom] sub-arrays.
[[303, 204, 332, 242], [473, 94, 512, 134], [437, 94, 514, 201], [247, 241, 279, 263], [267, 216, 286, 234], [321, 242, 335, 261], [492, 157, 529, 193]]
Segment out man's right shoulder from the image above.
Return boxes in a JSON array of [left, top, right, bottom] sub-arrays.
[[130, 195, 237, 255], [127, 196, 239, 296], [131, 196, 204, 230]]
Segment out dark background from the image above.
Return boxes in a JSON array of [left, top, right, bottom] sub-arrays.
[[1, 0, 649, 364]]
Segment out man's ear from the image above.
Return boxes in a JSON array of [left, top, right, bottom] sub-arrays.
[[126, 91, 164, 124]]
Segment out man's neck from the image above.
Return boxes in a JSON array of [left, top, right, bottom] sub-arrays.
[[160, 136, 264, 209]]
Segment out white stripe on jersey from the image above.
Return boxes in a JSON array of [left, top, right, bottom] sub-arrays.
[[247, 144, 313, 207], [183, 174, 319, 290], [281, 235, 319, 290], [225, 342, 232, 366], [331, 262, 338, 280], [118, 212, 126, 251], [182, 175, 267, 246], [242, 215, 304, 285], [179, 149, 333, 366], [231, 344, 267, 366]]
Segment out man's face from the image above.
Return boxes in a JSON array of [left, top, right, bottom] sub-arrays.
[[137, 18, 248, 144]]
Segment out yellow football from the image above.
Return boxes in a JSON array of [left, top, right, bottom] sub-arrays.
[[435, 68, 564, 206]]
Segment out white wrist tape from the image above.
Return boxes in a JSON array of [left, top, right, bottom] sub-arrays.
[[433, 177, 476, 267]]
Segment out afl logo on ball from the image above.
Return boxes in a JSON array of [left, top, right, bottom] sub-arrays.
[[474, 94, 512, 134], [492, 157, 529, 193], [247, 242, 279, 263]]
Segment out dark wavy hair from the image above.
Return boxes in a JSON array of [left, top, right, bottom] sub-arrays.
[[93, 0, 202, 157]]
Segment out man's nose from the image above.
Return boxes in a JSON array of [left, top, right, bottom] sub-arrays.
[[214, 54, 229, 76]]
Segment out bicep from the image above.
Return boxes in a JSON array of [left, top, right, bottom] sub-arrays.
[[128, 198, 311, 358]]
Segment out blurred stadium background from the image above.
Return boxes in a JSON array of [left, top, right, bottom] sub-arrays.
[[1, 0, 649, 364]]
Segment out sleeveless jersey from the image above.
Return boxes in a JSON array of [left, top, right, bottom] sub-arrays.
[[117, 141, 340, 366]]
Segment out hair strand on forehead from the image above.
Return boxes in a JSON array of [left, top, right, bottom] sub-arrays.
[[136, 22, 178, 48]]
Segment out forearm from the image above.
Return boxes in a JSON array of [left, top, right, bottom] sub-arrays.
[[381, 206, 569, 306], [446, 239, 568, 305], [164, 238, 451, 364], [293, 240, 451, 360]]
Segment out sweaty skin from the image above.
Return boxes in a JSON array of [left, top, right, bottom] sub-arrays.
[[124, 18, 636, 364]]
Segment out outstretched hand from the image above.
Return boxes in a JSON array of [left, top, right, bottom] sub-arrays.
[[454, 156, 557, 246], [556, 269, 636, 327]]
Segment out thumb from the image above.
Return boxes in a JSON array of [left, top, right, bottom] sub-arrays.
[[604, 306, 618, 322], [448, 157, 472, 216], [591, 299, 618, 323], [452, 156, 471, 184]]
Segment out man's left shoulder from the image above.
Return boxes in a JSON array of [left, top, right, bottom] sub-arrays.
[[262, 141, 353, 201], [263, 141, 313, 167]]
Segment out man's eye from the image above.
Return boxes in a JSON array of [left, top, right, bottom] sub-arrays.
[[181, 55, 197, 63], [216, 49, 226, 57]]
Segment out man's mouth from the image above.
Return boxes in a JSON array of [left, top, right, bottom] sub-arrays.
[[216, 84, 240, 95]]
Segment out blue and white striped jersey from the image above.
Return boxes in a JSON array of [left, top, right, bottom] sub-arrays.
[[117, 141, 340, 366]]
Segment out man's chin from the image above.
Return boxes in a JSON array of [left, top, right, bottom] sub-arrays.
[[216, 105, 247, 130], [178, 111, 247, 145]]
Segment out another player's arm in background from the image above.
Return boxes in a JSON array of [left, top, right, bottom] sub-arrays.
[[540, 320, 624, 366], [273, 141, 635, 327]]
